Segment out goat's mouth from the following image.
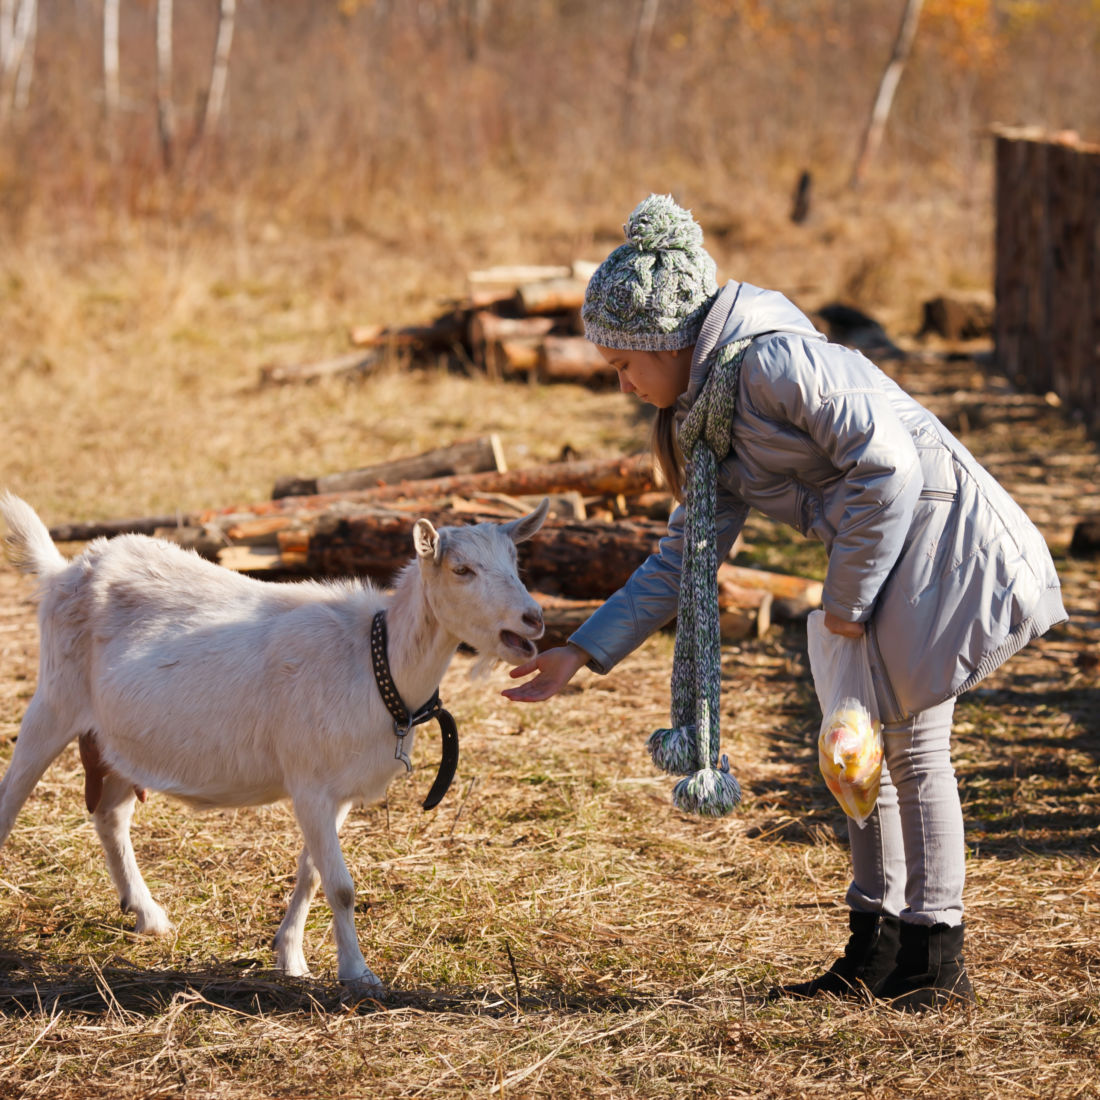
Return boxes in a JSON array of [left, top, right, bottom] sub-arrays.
[[499, 629, 538, 660]]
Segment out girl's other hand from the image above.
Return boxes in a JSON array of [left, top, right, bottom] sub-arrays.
[[824, 611, 866, 638], [501, 644, 588, 703]]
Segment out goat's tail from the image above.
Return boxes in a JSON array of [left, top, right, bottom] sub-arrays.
[[0, 491, 67, 580]]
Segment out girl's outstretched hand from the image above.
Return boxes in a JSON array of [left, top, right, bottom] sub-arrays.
[[824, 610, 866, 638], [502, 644, 588, 703]]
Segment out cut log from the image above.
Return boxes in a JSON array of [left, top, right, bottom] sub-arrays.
[[719, 563, 823, 620], [259, 350, 384, 387], [517, 277, 588, 316], [272, 434, 507, 499], [51, 514, 183, 541], [540, 337, 616, 383], [46, 455, 659, 544], [534, 576, 772, 648], [918, 294, 994, 342], [1069, 515, 1100, 557], [496, 338, 543, 376], [210, 510, 668, 598], [716, 579, 773, 641], [468, 265, 571, 287], [202, 454, 658, 522], [467, 312, 556, 377], [348, 310, 466, 352]]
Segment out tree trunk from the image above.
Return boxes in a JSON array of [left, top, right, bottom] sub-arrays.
[[0, 0, 34, 121], [200, 0, 236, 139], [156, 0, 175, 169], [272, 434, 507, 499], [622, 0, 659, 137], [0, 0, 13, 75], [849, 0, 924, 190], [103, 0, 120, 143]]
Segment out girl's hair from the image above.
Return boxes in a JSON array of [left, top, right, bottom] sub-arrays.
[[651, 405, 685, 502]]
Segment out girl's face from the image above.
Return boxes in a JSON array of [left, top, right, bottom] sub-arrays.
[[595, 345, 694, 409]]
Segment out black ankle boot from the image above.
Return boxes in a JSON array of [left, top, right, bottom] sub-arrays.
[[878, 921, 975, 1011], [769, 911, 901, 1001]]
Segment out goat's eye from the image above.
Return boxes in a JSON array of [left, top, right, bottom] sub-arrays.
[[452, 564, 474, 577]]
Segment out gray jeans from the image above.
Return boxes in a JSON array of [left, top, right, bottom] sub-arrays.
[[845, 698, 965, 927]]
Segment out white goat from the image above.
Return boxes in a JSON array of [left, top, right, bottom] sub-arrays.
[[0, 491, 548, 993]]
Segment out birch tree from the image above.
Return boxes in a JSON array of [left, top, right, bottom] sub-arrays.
[[198, 0, 236, 141], [156, 0, 175, 168], [0, 0, 35, 121], [11, 0, 33, 111], [622, 0, 659, 137], [849, 0, 925, 189], [103, 0, 120, 154]]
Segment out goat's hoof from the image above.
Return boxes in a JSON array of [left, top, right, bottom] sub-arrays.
[[340, 969, 387, 1000], [132, 908, 173, 937]]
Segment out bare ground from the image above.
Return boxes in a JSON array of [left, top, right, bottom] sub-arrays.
[[0, 349, 1097, 1098]]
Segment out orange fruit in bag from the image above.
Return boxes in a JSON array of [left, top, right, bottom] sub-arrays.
[[818, 703, 883, 824]]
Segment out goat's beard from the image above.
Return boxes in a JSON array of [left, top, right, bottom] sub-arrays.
[[467, 652, 500, 680]]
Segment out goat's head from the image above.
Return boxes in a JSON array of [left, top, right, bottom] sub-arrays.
[[413, 498, 549, 664]]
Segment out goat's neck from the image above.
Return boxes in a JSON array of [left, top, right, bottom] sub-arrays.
[[383, 565, 458, 711]]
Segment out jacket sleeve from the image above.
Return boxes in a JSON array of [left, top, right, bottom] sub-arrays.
[[745, 336, 922, 623], [567, 491, 749, 673]]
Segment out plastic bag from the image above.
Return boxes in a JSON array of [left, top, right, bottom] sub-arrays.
[[806, 610, 884, 828]]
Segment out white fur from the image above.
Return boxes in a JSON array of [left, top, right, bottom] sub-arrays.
[[0, 491, 548, 993]]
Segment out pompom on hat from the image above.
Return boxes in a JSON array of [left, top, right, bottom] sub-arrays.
[[581, 194, 719, 352]]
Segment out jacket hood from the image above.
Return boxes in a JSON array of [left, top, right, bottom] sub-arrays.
[[685, 281, 825, 404]]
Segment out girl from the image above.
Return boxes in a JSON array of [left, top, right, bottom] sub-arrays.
[[502, 194, 1066, 1011]]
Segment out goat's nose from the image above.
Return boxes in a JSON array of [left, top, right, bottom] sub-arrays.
[[523, 608, 543, 633]]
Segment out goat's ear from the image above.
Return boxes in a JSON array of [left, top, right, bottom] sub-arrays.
[[413, 519, 444, 563], [501, 496, 550, 545]]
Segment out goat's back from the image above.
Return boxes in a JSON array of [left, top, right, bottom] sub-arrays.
[[34, 533, 395, 806]]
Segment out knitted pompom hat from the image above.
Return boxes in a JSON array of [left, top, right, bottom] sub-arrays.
[[581, 194, 719, 352]]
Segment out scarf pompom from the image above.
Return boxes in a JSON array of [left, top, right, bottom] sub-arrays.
[[647, 724, 698, 776], [672, 758, 742, 817]]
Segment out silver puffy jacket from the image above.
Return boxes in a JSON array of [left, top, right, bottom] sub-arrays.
[[570, 281, 1067, 722]]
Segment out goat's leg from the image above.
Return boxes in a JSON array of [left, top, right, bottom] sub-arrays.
[[0, 695, 77, 847], [273, 844, 320, 977], [274, 801, 352, 977], [291, 793, 382, 994], [92, 771, 172, 936]]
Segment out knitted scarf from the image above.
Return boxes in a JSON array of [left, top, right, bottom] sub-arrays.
[[646, 336, 752, 816]]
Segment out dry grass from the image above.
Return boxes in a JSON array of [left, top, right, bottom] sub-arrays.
[[1, 66, 1099, 1093], [1, 284, 1098, 1096]]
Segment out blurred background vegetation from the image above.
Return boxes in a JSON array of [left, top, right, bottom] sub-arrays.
[[0, 0, 1097, 520], [2, 1, 1097, 240]]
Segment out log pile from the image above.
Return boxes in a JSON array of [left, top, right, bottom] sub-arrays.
[[48, 436, 826, 647], [261, 262, 617, 389]]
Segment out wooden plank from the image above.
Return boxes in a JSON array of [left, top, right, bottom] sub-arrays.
[[273, 434, 507, 499]]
